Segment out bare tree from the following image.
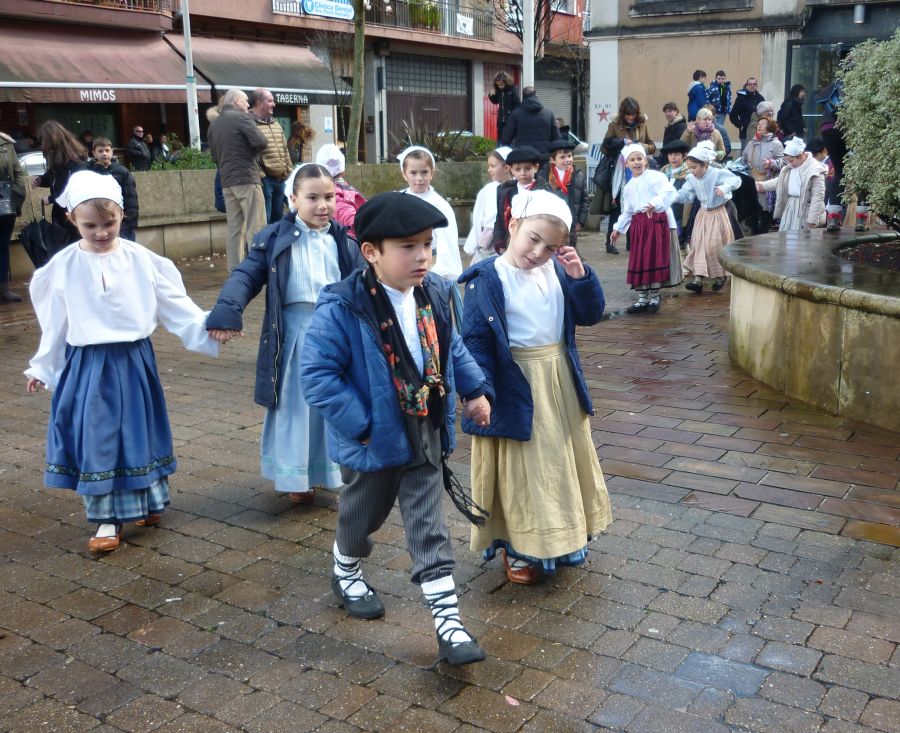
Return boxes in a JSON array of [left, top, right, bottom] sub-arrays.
[[486, 0, 560, 58], [309, 27, 354, 143]]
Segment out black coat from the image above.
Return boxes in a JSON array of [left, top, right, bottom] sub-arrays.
[[127, 136, 152, 171], [498, 95, 560, 154], [542, 167, 589, 246], [488, 84, 520, 140], [89, 160, 139, 233], [730, 90, 765, 137], [777, 97, 805, 139], [36, 159, 86, 237]]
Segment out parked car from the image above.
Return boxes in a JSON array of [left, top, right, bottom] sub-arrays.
[[18, 151, 47, 177]]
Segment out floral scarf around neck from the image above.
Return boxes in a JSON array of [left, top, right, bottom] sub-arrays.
[[363, 266, 444, 416]]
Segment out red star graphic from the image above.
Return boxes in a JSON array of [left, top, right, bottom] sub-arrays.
[[597, 109, 609, 122]]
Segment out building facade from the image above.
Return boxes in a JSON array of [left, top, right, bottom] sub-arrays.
[[585, 0, 898, 146]]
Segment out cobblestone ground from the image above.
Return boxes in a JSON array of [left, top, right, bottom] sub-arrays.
[[0, 233, 897, 733]]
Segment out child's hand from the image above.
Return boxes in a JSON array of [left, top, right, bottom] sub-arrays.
[[556, 245, 585, 279], [642, 204, 655, 216], [208, 329, 242, 344], [755, 182, 764, 192], [714, 187, 726, 197], [610, 230, 620, 243], [26, 378, 44, 393], [463, 396, 491, 427]]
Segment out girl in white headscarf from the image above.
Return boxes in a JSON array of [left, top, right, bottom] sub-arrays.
[[755, 137, 828, 232], [464, 147, 511, 263], [675, 141, 743, 293]]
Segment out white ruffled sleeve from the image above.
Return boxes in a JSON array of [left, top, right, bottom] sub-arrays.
[[650, 173, 678, 212], [464, 187, 489, 256], [153, 256, 219, 357], [24, 265, 69, 390]]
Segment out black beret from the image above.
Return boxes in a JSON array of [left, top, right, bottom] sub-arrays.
[[661, 139, 691, 154], [548, 139, 576, 153], [505, 146, 544, 165], [354, 192, 448, 242]]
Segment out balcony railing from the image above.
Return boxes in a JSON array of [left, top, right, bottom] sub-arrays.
[[272, 0, 493, 41], [52, 0, 174, 10]]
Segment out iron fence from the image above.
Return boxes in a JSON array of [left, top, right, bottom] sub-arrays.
[[53, 0, 174, 11]]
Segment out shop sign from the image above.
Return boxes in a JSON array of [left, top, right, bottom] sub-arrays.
[[80, 88, 117, 102], [274, 92, 310, 105], [301, 0, 354, 20]]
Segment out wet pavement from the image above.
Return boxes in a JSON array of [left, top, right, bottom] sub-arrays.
[[0, 232, 898, 733]]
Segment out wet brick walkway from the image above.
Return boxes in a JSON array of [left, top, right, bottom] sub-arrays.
[[0, 233, 897, 732]]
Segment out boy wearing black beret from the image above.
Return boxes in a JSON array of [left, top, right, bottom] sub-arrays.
[[491, 146, 552, 254], [300, 192, 492, 666], [542, 139, 589, 247]]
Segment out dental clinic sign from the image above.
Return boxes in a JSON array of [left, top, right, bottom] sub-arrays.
[[301, 0, 354, 20]]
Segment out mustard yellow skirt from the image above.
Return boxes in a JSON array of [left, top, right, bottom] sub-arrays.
[[470, 342, 612, 571]]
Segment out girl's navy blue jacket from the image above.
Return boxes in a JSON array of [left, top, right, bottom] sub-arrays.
[[205, 213, 364, 408], [458, 257, 605, 441], [300, 272, 488, 473]]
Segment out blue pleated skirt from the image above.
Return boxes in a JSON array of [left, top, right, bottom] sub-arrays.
[[45, 339, 176, 507], [261, 303, 342, 493]]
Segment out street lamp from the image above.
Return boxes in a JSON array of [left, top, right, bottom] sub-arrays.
[[180, 0, 202, 151]]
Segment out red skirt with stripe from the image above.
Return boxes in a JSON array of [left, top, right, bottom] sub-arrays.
[[626, 211, 672, 288]]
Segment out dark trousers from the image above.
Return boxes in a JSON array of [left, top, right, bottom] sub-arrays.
[[336, 416, 454, 586], [262, 176, 286, 224], [0, 216, 14, 283]]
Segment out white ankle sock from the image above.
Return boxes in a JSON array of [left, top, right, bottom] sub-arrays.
[[95, 523, 118, 538], [333, 541, 369, 599], [422, 576, 471, 645]]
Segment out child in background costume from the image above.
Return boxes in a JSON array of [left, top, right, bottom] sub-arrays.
[[676, 141, 743, 294], [544, 138, 589, 247], [660, 139, 691, 248], [491, 146, 551, 254], [459, 190, 611, 585], [315, 143, 367, 237], [25, 171, 218, 553], [206, 164, 364, 504], [398, 145, 462, 281], [611, 144, 683, 314], [464, 146, 511, 264], [301, 193, 492, 666]]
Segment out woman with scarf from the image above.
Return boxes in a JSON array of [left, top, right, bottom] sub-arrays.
[[741, 117, 785, 230], [680, 109, 726, 162]]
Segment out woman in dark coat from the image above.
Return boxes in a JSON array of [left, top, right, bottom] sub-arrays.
[[32, 120, 86, 243], [488, 71, 520, 142], [777, 85, 807, 140]]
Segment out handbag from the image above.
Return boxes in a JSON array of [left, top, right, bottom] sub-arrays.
[[0, 182, 14, 218], [18, 197, 72, 269]]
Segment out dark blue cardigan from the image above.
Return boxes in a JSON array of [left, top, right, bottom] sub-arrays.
[[205, 213, 364, 408], [458, 257, 605, 441]]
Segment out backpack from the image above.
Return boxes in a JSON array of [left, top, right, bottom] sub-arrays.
[[592, 154, 617, 191], [818, 82, 842, 115]]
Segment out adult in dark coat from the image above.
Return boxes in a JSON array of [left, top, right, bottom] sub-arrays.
[[657, 102, 687, 166], [126, 126, 152, 171], [729, 78, 765, 152], [0, 131, 28, 301], [498, 86, 560, 155], [488, 71, 520, 142], [32, 120, 86, 244], [777, 85, 807, 140]]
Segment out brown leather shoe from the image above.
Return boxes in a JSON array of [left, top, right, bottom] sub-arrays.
[[134, 513, 162, 527], [288, 488, 316, 504], [87, 527, 121, 553], [501, 548, 540, 585]]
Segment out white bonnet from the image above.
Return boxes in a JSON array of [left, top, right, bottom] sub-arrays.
[[784, 137, 806, 156], [397, 145, 436, 171], [57, 170, 123, 212], [315, 144, 345, 177], [510, 189, 572, 230], [494, 146, 513, 161], [687, 140, 717, 163], [622, 143, 647, 161]]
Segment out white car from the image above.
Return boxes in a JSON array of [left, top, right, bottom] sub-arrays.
[[18, 151, 47, 177]]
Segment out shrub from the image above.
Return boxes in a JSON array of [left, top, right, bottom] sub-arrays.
[[149, 133, 216, 171], [838, 29, 900, 231], [389, 115, 475, 162]]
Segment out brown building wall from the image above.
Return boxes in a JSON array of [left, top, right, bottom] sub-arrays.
[[614, 0, 764, 29], [615, 32, 762, 141]]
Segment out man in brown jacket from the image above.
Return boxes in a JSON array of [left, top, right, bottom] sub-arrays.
[[208, 88, 268, 271], [251, 88, 293, 224]]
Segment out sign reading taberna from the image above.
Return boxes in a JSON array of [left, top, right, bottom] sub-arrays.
[[301, 0, 354, 20]]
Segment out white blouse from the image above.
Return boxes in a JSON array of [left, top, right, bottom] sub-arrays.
[[614, 170, 678, 233], [26, 240, 218, 390], [463, 181, 500, 256], [382, 283, 424, 375], [496, 256, 563, 348], [403, 187, 462, 281], [787, 166, 802, 197], [285, 216, 341, 305]]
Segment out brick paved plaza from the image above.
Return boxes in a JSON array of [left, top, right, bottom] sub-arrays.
[[0, 237, 898, 733]]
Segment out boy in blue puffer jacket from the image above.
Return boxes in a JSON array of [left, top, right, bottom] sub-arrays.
[[300, 192, 492, 667]]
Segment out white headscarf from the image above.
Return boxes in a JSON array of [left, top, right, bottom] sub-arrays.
[[784, 137, 806, 156], [397, 145, 436, 171], [315, 144, 345, 177], [510, 189, 573, 230], [687, 140, 718, 163], [494, 146, 513, 161], [622, 143, 647, 162], [56, 170, 123, 212]]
